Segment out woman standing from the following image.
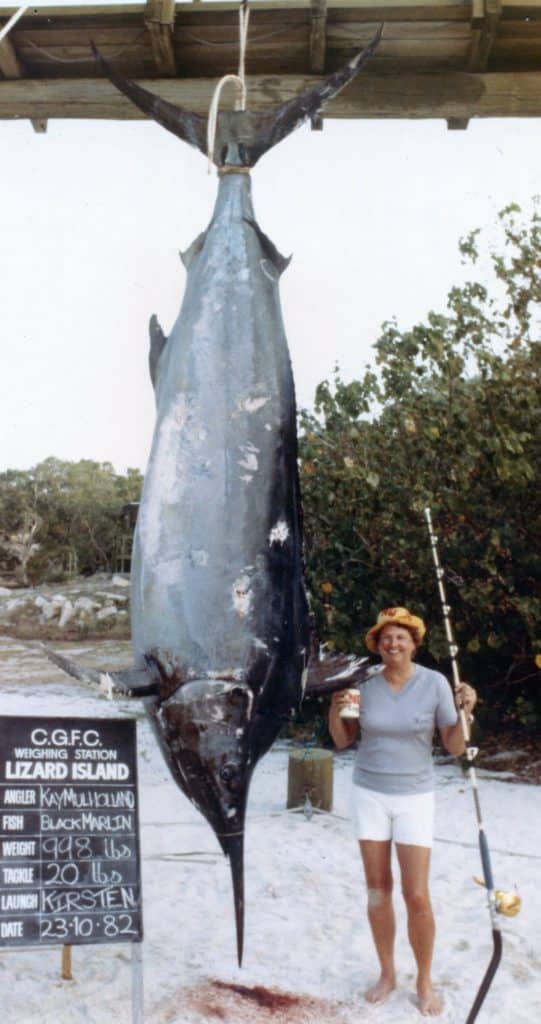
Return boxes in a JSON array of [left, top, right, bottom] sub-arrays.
[[329, 607, 477, 1017]]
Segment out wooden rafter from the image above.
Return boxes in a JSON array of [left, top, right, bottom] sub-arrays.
[[448, 0, 503, 128], [0, 18, 46, 133], [469, 0, 503, 72], [309, 0, 328, 129], [144, 0, 177, 76], [2, 71, 541, 122], [310, 0, 327, 73], [0, 35, 23, 78]]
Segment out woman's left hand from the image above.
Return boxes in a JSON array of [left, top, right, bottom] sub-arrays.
[[455, 682, 477, 718]]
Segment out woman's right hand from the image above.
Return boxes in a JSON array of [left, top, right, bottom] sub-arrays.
[[328, 689, 360, 749], [330, 689, 355, 715]]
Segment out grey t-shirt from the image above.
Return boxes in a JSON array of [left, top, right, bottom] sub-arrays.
[[353, 664, 458, 795]]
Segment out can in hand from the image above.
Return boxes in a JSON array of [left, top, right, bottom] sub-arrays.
[[338, 688, 360, 719]]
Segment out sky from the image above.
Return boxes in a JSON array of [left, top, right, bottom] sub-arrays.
[[1, 3, 540, 476]]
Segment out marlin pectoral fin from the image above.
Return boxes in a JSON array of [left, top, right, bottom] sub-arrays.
[[243, 218, 291, 275], [40, 643, 161, 698], [103, 666, 162, 697], [91, 43, 207, 155], [303, 652, 370, 697], [149, 314, 167, 389], [180, 230, 208, 270]]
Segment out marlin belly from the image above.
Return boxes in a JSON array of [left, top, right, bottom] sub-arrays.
[[132, 173, 309, 714]]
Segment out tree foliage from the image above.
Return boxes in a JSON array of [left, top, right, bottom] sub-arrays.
[[299, 203, 541, 728], [0, 458, 142, 583]]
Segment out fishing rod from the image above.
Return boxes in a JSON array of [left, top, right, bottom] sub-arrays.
[[424, 507, 502, 1024]]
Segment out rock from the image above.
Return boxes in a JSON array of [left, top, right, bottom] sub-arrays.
[[481, 750, 527, 764], [96, 606, 118, 622], [74, 597, 100, 612], [112, 575, 130, 588], [0, 575, 132, 639], [95, 591, 128, 604], [58, 600, 75, 629], [34, 596, 56, 621]]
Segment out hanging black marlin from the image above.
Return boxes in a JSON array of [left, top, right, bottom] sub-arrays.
[[46, 29, 381, 965]]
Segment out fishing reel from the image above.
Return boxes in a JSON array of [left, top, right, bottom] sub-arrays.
[[474, 877, 522, 917]]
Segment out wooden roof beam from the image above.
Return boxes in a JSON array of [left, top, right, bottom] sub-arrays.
[[3, 71, 541, 121], [447, 117, 470, 129], [145, 0, 177, 76], [310, 0, 327, 73], [0, 22, 47, 133], [469, 0, 502, 72], [309, 0, 327, 130], [448, 0, 502, 129], [0, 33, 23, 77]]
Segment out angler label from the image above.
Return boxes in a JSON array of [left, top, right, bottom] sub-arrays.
[[0, 716, 142, 947]]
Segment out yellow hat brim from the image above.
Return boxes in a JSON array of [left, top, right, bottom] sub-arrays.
[[365, 609, 426, 653]]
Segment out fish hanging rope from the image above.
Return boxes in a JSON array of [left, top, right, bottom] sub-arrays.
[[207, 1, 250, 171], [0, 5, 28, 44]]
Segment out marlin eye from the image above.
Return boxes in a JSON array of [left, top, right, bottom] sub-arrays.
[[220, 763, 237, 783]]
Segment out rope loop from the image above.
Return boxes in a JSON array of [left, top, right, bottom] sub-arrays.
[[218, 165, 251, 177], [207, 1, 250, 171]]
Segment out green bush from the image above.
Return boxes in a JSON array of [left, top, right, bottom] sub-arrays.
[[299, 203, 541, 730], [0, 458, 142, 584]]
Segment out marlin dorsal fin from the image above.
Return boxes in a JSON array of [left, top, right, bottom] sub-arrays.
[[149, 314, 168, 389]]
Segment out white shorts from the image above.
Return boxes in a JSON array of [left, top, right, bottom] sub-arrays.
[[351, 785, 435, 848]]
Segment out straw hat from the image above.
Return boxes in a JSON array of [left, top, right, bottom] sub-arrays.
[[365, 607, 426, 653]]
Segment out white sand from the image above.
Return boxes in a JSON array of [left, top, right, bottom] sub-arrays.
[[1, 637, 539, 1024]]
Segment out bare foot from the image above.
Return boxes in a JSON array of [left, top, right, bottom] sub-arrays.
[[417, 982, 443, 1016], [364, 973, 396, 1005]]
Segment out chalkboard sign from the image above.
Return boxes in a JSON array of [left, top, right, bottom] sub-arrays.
[[0, 716, 142, 947]]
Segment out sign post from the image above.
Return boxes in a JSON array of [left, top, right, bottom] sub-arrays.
[[0, 716, 143, 1018]]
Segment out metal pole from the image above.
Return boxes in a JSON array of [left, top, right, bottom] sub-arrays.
[[131, 942, 144, 1024]]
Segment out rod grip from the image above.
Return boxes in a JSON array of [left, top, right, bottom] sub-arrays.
[[479, 828, 494, 891]]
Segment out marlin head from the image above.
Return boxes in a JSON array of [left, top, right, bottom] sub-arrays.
[[147, 677, 255, 965]]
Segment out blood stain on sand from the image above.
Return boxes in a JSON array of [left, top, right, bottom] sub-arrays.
[[182, 978, 349, 1023]]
